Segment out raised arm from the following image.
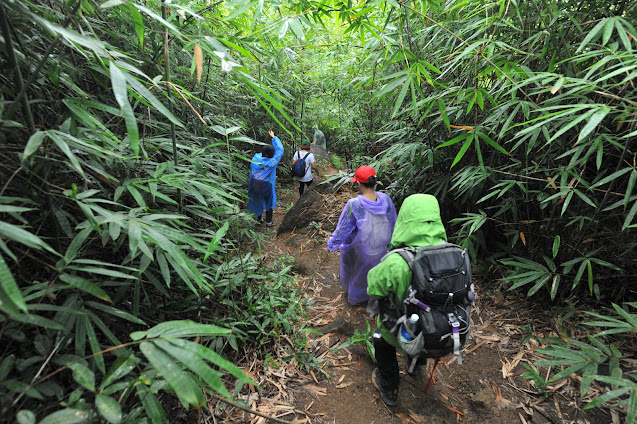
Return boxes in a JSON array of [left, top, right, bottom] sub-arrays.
[[269, 131, 284, 165]]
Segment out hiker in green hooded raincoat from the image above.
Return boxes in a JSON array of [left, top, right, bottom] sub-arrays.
[[367, 194, 447, 407]]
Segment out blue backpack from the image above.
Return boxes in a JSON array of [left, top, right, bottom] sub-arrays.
[[291, 151, 310, 177]]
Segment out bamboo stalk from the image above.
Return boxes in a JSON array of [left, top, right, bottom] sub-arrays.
[[0, 4, 35, 133], [161, 2, 181, 208], [3, 0, 81, 122]]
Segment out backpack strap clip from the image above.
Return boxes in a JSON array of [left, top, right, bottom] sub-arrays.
[[448, 313, 462, 365], [404, 287, 430, 312]]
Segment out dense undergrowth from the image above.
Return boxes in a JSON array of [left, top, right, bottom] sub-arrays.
[[0, 0, 311, 422], [1, 0, 636, 422]]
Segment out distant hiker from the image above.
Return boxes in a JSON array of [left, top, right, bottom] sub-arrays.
[[291, 140, 319, 196], [247, 130, 284, 227], [367, 194, 473, 407], [327, 166, 397, 305], [313, 125, 326, 149]]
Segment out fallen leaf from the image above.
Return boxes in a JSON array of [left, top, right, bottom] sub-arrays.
[[305, 385, 327, 397], [336, 381, 352, 389], [194, 44, 203, 84]]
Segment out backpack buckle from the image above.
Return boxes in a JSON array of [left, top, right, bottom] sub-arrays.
[[448, 313, 462, 364], [448, 313, 460, 331], [405, 287, 430, 311]]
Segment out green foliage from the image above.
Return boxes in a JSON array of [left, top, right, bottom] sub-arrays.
[[331, 154, 345, 170], [0, 0, 318, 421], [338, 319, 377, 362], [530, 303, 637, 422]]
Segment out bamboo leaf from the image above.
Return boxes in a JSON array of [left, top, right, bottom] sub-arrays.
[[39, 409, 89, 424], [59, 274, 112, 302], [0, 221, 58, 255], [578, 106, 610, 143], [0, 252, 27, 312], [139, 341, 200, 408], [96, 394, 123, 424], [576, 19, 606, 52], [22, 131, 47, 163], [450, 137, 473, 168], [129, 5, 144, 46], [552, 235, 560, 259]]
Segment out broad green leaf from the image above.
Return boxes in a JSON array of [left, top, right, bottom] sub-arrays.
[[602, 18, 614, 45], [577, 19, 605, 52], [67, 362, 95, 391], [59, 274, 112, 302], [591, 167, 632, 188], [39, 409, 89, 424], [167, 338, 254, 384], [100, 354, 140, 389], [96, 394, 123, 424], [22, 131, 47, 163], [615, 19, 633, 52], [139, 341, 200, 408], [129, 5, 144, 46], [0, 252, 27, 312], [578, 107, 610, 143], [155, 340, 231, 399], [477, 131, 509, 155], [100, 0, 124, 8], [624, 170, 637, 210], [0, 354, 15, 381], [450, 137, 473, 168], [552, 236, 560, 259], [109, 61, 128, 110], [136, 320, 230, 339], [123, 101, 139, 157], [16, 410, 36, 424], [623, 200, 637, 230], [14, 313, 64, 330], [86, 301, 146, 325], [64, 227, 92, 265], [137, 386, 167, 423], [0, 221, 58, 255]]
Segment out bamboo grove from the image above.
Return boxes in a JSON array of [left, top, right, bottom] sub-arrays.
[[0, 0, 636, 422]]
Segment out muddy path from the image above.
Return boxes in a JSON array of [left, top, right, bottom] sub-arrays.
[[249, 164, 609, 424]]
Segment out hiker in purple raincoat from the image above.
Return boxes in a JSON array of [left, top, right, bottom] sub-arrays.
[[327, 166, 397, 305]]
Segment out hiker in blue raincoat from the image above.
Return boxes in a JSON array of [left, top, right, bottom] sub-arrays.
[[247, 130, 284, 227]]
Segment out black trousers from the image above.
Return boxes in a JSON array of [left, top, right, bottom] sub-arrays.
[[257, 209, 273, 223], [299, 179, 313, 196], [374, 335, 400, 391]]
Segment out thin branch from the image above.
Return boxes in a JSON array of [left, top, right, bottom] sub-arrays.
[[167, 82, 207, 125]]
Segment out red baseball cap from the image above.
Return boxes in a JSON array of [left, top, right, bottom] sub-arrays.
[[350, 165, 376, 183]]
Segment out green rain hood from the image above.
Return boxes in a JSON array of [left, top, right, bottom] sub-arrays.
[[367, 194, 447, 347]]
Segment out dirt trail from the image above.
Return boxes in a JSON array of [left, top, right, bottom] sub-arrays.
[[255, 167, 608, 424]]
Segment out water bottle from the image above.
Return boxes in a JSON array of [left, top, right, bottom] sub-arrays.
[[400, 314, 420, 342]]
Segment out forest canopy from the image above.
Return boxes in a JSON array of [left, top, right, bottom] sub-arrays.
[[1, 0, 636, 422]]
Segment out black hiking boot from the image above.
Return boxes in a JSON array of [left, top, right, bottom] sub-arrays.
[[372, 368, 398, 407]]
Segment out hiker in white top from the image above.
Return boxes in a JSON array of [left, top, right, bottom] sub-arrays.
[[291, 139, 319, 196]]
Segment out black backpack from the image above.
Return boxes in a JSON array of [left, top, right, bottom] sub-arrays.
[[379, 243, 474, 372], [291, 151, 311, 177]]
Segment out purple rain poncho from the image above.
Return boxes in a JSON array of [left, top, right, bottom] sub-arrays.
[[247, 136, 284, 217], [327, 192, 397, 305]]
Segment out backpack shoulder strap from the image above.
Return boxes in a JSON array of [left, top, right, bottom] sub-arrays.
[[381, 246, 435, 291], [303, 152, 311, 160]]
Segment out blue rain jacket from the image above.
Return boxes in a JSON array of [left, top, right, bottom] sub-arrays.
[[247, 136, 284, 216]]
